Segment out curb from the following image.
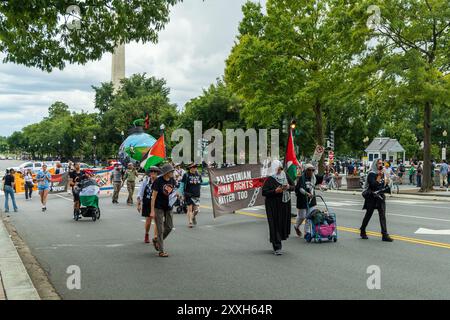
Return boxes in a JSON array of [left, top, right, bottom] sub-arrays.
[[326, 189, 450, 202], [0, 215, 40, 300]]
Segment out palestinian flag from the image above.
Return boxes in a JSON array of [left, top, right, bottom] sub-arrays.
[[140, 135, 166, 170], [79, 180, 100, 208], [285, 129, 300, 182]]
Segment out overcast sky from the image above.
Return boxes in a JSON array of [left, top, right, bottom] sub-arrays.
[[0, 0, 266, 137]]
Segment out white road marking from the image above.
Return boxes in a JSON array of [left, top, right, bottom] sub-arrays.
[[53, 194, 73, 202], [415, 228, 450, 235]]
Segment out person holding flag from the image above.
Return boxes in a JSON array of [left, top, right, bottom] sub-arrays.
[[285, 120, 300, 217]]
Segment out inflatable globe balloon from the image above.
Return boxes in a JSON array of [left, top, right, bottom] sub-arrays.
[[118, 127, 156, 167]]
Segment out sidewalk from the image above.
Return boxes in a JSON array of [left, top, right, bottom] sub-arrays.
[[0, 214, 40, 300]]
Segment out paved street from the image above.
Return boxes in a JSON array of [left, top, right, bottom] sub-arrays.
[[3, 171, 450, 299]]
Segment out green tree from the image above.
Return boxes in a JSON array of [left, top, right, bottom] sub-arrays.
[[364, 0, 450, 191], [226, 0, 369, 172], [0, 0, 183, 71], [93, 73, 179, 154], [178, 79, 244, 132], [47, 101, 71, 119]]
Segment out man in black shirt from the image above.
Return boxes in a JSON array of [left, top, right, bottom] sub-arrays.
[[180, 163, 203, 228], [151, 163, 176, 257], [69, 162, 85, 218]]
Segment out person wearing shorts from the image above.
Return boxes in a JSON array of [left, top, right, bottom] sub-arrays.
[[179, 163, 203, 228], [36, 164, 51, 212], [69, 163, 85, 219], [137, 166, 161, 246]]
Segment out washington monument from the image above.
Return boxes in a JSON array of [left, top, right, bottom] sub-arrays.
[[111, 43, 125, 91]]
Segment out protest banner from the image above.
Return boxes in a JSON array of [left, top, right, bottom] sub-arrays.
[[13, 172, 68, 194], [89, 169, 114, 195], [208, 163, 269, 218], [49, 172, 69, 193]]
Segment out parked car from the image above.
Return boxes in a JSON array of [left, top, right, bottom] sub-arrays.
[[8, 161, 58, 173], [60, 162, 92, 172]]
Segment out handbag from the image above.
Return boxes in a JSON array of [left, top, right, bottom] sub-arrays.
[[362, 188, 372, 199]]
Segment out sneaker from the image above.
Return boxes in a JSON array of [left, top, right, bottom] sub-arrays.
[[382, 235, 394, 242], [274, 250, 283, 256], [144, 234, 150, 244], [360, 231, 369, 240]]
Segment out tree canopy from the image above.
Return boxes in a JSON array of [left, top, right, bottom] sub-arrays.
[[0, 0, 183, 71]]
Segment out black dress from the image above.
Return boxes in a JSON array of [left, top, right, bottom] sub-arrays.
[[361, 172, 389, 235], [262, 176, 295, 250]]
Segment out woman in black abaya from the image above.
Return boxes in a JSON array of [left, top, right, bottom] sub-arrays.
[[262, 160, 295, 255]]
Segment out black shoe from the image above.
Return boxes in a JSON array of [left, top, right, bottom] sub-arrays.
[[382, 234, 394, 242], [360, 230, 369, 240]]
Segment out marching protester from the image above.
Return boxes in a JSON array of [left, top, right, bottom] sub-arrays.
[[360, 158, 393, 242], [262, 160, 295, 255], [151, 163, 176, 257], [111, 164, 123, 204], [36, 164, 51, 212], [24, 169, 34, 200], [294, 164, 324, 238], [123, 163, 138, 205], [137, 166, 161, 246], [179, 163, 203, 228], [2, 169, 18, 213], [174, 163, 185, 188], [69, 162, 85, 219]]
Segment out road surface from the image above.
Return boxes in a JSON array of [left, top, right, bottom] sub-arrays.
[[3, 168, 450, 299]]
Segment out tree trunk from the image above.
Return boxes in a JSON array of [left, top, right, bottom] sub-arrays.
[[313, 100, 325, 174], [421, 102, 433, 192]]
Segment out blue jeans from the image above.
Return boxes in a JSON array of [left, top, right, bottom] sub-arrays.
[[4, 185, 18, 212]]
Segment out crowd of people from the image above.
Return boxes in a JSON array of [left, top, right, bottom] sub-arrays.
[[103, 161, 203, 258], [2, 156, 449, 258], [261, 158, 395, 256]]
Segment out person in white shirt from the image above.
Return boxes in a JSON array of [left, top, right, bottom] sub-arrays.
[[174, 163, 185, 187], [24, 169, 34, 200]]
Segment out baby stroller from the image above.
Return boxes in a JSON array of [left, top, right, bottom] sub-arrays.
[[74, 177, 101, 222], [304, 195, 337, 243], [174, 196, 187, 214]]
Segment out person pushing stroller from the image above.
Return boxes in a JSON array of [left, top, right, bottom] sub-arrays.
[[294, 164, 324, 237]]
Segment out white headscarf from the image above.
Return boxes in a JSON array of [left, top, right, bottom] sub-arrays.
[[364, 158, 381, 189], [270, 160, 291, 203]]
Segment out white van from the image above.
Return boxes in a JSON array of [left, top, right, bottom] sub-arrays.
[[9, 161, 56, 174]]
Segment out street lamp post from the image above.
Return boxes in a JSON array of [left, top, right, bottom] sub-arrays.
[[58, 140, 61, 160], [443, 130, 448, 161], [72, 138, 76, 161], [93, 135, 97, 166]]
